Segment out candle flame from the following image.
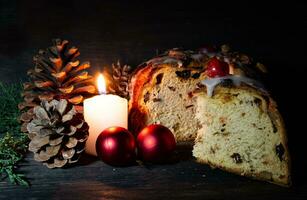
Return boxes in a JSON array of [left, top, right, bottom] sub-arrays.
[[97, 74, 106, 94]]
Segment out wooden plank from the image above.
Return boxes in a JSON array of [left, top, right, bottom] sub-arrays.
[[1, 148, 306, 200]]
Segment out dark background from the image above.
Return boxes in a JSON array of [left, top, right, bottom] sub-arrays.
[[0, 0, 307, 199]]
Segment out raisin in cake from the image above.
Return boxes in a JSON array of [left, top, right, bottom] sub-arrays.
[[129, 46, 266, 141], [192, 76, 291, 186]]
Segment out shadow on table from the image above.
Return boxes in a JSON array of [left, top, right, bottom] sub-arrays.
[[78, 154, 99, 166]]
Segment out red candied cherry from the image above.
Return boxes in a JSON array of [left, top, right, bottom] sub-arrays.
[[206, 57, 230, 78]]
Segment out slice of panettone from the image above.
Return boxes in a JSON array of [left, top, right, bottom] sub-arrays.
[[192, 76, 291, 186]]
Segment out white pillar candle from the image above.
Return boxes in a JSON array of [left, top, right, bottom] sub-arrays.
[[84, 74, 128, 156]]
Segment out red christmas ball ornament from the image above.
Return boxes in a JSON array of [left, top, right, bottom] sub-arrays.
[[96, 126, 136, 166], [137, 124, 176, 163], [206, 57, 230, 78]]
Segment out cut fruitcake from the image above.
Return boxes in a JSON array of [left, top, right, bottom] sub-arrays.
[[129, 46, 266, 141], [128, 45, 290, 185], [192, 76, 291, 186]]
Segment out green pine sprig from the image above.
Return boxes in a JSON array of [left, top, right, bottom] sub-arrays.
[[0, 133, 29, 186], [0, 82, 29, 186]]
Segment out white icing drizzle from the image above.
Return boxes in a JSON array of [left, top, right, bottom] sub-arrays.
[[201, 75, 267, 97], [191, 53, 204, 61], [162, 58, 183, 67], [146, 56, 165, 65], [147, 56, 183, 67]]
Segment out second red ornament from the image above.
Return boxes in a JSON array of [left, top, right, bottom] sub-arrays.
[[137, 124, 176, 163]]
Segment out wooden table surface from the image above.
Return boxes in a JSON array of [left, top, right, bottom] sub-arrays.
[[1, 1, 306, 199], [1, 146, 306, 200]]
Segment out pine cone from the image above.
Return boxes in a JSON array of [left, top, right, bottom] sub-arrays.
[[19, 39, 97, 133], [27, 99, 89, 168], [107, 61, 131, 99]]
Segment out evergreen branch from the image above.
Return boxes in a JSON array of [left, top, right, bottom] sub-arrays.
[[0, 82, 29, 186]]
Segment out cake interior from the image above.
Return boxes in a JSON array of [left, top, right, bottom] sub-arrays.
[[193, 87, 289, 185], [140, 67, 205, 142]]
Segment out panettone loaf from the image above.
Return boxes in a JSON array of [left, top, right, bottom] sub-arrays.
[[129, 46, 290, 186], [192, 77, 291, 186], [129, 47, 265, 141]]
